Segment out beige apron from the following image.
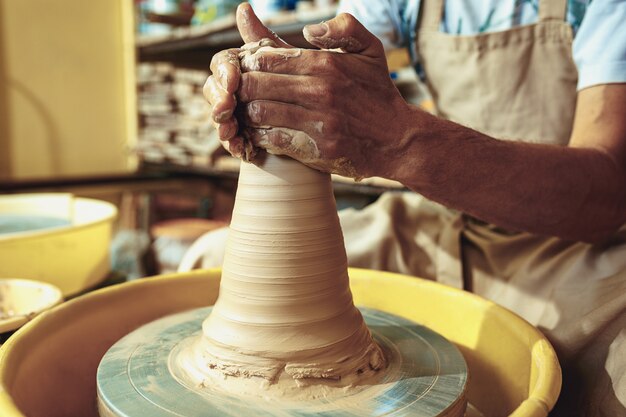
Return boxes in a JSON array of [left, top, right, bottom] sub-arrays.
[[190, 0, 626, 413], [339, 0, 626, 415]]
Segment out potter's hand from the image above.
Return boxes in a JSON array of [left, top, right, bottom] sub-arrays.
[[203, 3, 292, 159], [238, 13, 411, 179]]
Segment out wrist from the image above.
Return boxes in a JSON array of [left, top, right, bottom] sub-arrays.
[[385, 105, 432, 189]]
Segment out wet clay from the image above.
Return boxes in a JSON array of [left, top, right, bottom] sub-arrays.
[[174, 154, 386, 398], [239, 44, 303, 72], [247, 127, 321, 164]]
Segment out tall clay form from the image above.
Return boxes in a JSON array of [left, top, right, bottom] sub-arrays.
[[184, 154, 384, 388]]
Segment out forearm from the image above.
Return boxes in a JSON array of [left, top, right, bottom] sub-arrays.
[[218, 15, 626, 240], [391, 107, 626, 242]]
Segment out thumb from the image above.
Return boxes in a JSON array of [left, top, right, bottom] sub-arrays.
[[236, 3, 291, 47], [303, 13, 384, 57]]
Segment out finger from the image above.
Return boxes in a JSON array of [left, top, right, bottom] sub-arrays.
[[245, 128, 321, 165], [239, 72, 321, 107], [216, 118, 238, 141], [239, 47, 318, 75], [303, 13, 384, 58], [236, 3, 291, 47], [225, 136, 245, 159], [203, 76, 236, 122], [209, 49, 241, 93], [246, 128, 364, 178], [244, 100, 327, 137]]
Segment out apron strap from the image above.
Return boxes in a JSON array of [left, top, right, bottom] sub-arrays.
[[418, 0, 444, 31], [539, 0, 568, 21]]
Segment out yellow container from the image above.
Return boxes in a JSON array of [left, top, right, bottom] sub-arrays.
[[0, 278, 63, 333], [0, 194, 118, 296], [0, 268, 561, 417]]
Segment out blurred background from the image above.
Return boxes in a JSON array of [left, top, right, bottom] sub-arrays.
[[0, 0, 431, 285]]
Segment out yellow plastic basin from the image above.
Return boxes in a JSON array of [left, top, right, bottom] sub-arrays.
[[0, 194, 117, 296], [0, 279, 63, 333], [0, 268, 561, 417]]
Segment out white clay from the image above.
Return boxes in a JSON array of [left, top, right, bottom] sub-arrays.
[[239, 45, 303, 72], [252, 127, 321, 162]]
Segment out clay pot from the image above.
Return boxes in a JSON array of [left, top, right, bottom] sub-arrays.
[[185, 155, 384, 383]]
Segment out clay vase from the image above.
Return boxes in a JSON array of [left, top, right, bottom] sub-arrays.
[[196, 154, 384, 384]]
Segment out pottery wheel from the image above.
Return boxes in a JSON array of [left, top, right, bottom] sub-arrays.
[[97, 307, 468, 417]]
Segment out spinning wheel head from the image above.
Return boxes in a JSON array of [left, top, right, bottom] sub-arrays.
[[97, 306, 468, 417]]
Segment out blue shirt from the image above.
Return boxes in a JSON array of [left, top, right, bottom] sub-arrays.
[[337, 0, 626, 90]]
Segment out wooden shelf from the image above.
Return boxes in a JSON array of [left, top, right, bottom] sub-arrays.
[[137, 12, 334, 66], [138, 161, 405, 197], [0, 170, 222, 193]]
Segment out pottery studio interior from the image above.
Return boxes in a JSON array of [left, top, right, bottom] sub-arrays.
[[0, 1, 625, 416]]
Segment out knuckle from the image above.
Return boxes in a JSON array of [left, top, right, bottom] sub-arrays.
[[202, 80, 211, 101], [324, 139, 339, 159], [218, 119, 237, 140], [257, 103, 267, 123], [317, 54, 338, 73], [209, 51, 227, 73], [323, 114, 342, 135], [241, 52, 274, 73], [337, 13, 357, 30], [317, 77, 348, 107], [239, 53, 257, 72], [239, 73, 253, 101], [256, 53, 276, 72], [256, 54, 268, 71], [203, 76, 216, 102], [248, 101, 265, 124], [337, 12, 354, 22], [211, 48, 240, 75], [335, 74, 353, 94], [316, 82, 336, 107], [217, 122, 228, 138]]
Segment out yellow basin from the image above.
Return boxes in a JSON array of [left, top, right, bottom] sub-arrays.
[[0, 279, 63, 333], [0, 268, 561, 417], [0, 194, 117, 296]]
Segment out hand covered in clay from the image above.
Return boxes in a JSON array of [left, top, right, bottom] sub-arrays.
[[203, 3, 293, 160], [237, 13, 412, 179]]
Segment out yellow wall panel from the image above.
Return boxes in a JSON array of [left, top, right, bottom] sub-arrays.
[[0, 0, 137, 180]]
